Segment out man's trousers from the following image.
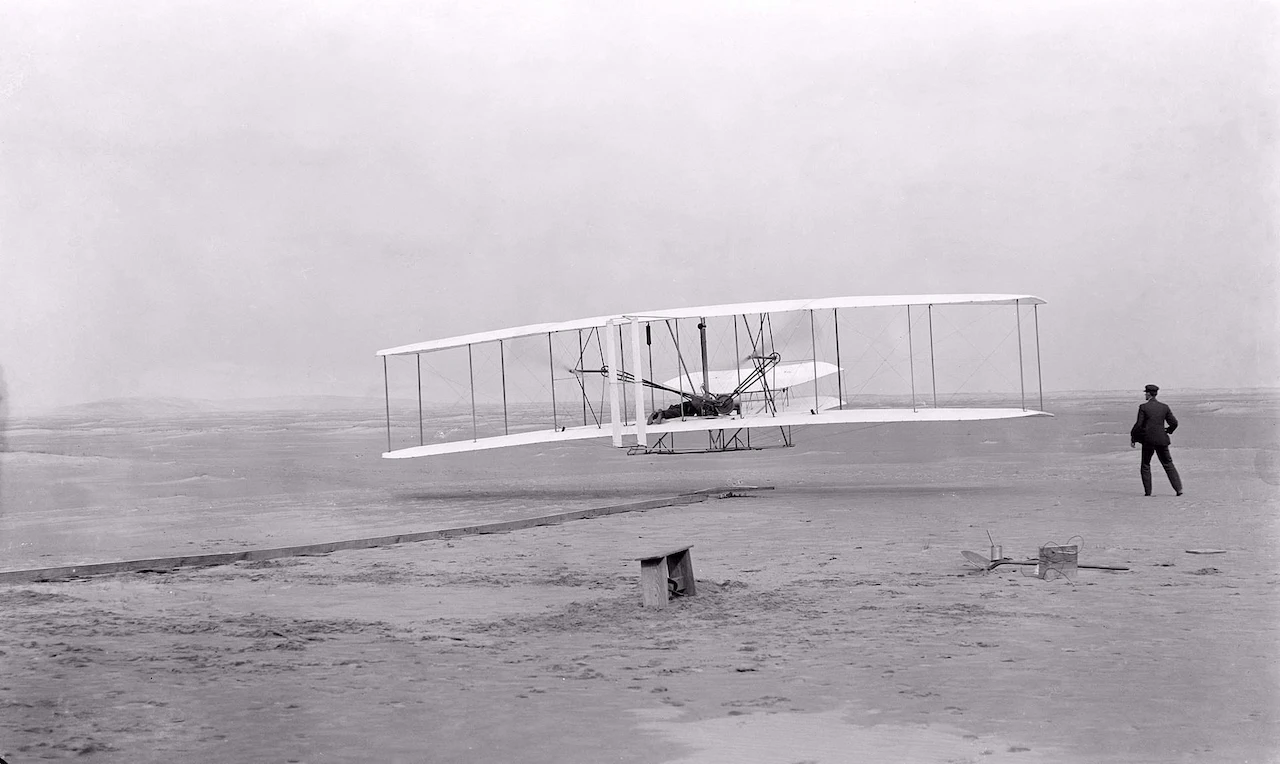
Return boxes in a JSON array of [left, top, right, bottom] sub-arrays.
[[1140, 444, 1183, 495]]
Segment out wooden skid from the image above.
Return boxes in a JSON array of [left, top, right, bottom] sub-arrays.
[[0, 489, 768, 585]]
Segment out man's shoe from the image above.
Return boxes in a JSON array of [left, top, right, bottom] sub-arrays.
[[1176, 491, 1183, 496], [1144, 493, 1152, 497]]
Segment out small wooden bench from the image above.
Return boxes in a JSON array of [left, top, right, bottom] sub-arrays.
[[637, 544, 696, 608]]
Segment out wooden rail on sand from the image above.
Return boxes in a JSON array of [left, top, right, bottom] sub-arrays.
[[0, 486, 772, 585]]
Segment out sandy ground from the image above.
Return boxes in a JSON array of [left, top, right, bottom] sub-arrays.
[[1, 391, 1277, 763]]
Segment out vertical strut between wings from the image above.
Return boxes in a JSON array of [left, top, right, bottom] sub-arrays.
[[500, 339, 509, 435], [383, 356, 391, 453], [630, 318, 647, 448], [547, 332, 558, 431], [646, 323, 656, 415], [809, 310, 819, 412], [468, 344, 477, 441], [606, 320, 622, 447], [673, 320, 686, 422], [1015, 300, 1026, 411], [578, 329, 586, 426], [1034, 304, 1044, 411], [834, 308, 843, 410], [618, 327, 629, 425], [907, 306, 917, 412], [928, 305, 938, 408]]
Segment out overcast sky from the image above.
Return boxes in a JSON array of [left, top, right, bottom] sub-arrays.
[[2, 0, 1276, 413]]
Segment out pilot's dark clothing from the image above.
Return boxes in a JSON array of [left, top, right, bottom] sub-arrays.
[[1130, 398, 1183, 495]]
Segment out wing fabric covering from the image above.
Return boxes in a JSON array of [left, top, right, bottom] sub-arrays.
[[660, 361, 841, 395]]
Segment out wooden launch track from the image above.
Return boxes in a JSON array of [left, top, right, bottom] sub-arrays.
[[0, 486, 772, 585]]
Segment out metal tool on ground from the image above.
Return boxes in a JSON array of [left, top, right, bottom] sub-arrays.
[[962, 536, 1129, 578]]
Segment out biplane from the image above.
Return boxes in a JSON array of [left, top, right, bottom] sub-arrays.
[[377, 294, 1051, 459]]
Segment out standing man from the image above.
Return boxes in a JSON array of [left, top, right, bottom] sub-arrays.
[[1130, 384, 1184, 496]]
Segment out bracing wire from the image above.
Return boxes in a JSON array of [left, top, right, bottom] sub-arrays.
[[939, 321, 1023, 406], [845, 312, 914, 395]]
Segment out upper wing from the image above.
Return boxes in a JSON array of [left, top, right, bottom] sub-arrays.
[[376, 294, 1045, 357]]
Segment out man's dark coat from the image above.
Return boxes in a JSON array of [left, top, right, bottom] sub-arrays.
[[1130, 399, 1178, 446]]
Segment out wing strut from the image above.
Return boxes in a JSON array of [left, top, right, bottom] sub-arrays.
[[1034, 305, 1044, 411], [928, 305, 938, 408], [606, 320, 622, 447], [577, 329, 586, 426], [734, 318, 750, 447], [834, 308, 844, 410], [500, 339, 509, 435], [383, 356, 391, 453], [630, 318, 647, 448], [1016, 299, 1026, 411], [907, 306, 917, 412], [733, 317, 743, 391], [618, 327, 629, 424], [698, 317, 710, 395], [468, 344, 478, 441], [547, 332, 558, 431], [646, 323, 656, 415], [809, 310, 819, 413], [734, 317, 750, 447]]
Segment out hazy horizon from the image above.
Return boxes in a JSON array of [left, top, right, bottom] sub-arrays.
[[3, 0, 1276, 416], [9, 385, 1277, 419]]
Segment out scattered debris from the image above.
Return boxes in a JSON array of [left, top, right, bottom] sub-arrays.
[[962, 533, 1129, 578]]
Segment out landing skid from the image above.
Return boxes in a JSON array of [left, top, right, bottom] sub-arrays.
[[628, 426, 794, 455]]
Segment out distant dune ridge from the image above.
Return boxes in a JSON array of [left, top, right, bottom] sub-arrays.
[[41, 395, 394, 417]]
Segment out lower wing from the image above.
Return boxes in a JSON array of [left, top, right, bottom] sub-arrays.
[[382, 407, 1052, 459]]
